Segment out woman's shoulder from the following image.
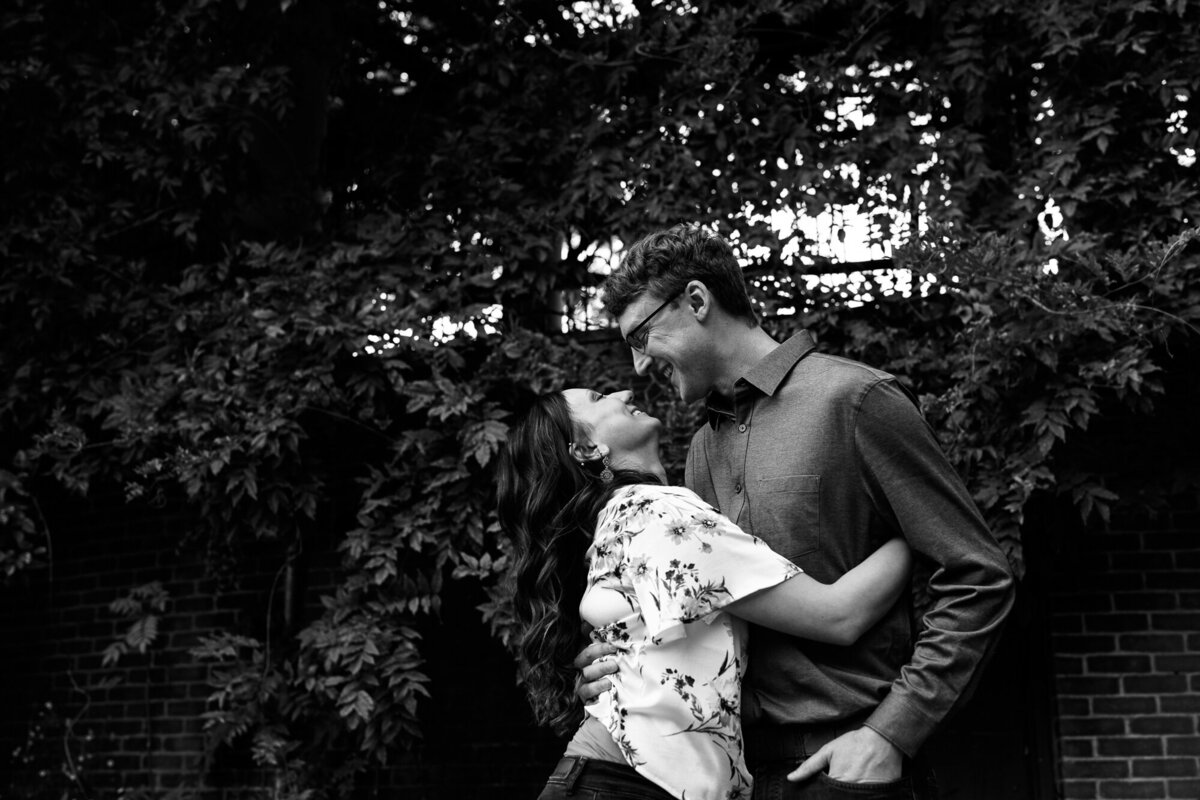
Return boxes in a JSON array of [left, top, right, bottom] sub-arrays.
[[600, 484, 715, 523]]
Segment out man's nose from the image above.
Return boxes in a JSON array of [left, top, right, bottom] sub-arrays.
[[632, 350, 652, 376]]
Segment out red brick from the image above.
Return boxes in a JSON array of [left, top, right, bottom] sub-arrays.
[[1115, 553, 1176, 570], [1129, 716, 1197, 735], [1055, 594, 1115, 613], [1115, 593, 1180, 611], [1062, 780, 1099, 799], [143, 753, 184, 772], [1060, 717, 1128, 736], [1062, 739, 1096, 758], [159, 734, 206, 753], [1083, 572, 1147, 592], [1146, 573, 1200, 591], [1167, 779, 1200, 799], [166, 700, 206, 716], [1139, 532, 1197, 550], [1092, 532, 1148, 550], [1088, 613, 1151, 633], [1060, 697, 1092, 716], [1064, 760, 1131, 779], [152, 718, 189, 735], [1058, 655, 1086, 674], [1133, 759, 1200, 778], [1151, 613, 1200, 631], [1119, 634, 1186, 653], [1099, 780, 1166, 799], [1093, 696, 1158, 715], [1089, 654, 1154, 673], [1097, 737, 1164, 757], [1161, 695, 1200, 713], [1166, 738, 1200, 756], [171, 595, 216, 613], [187, 682, 216, 699], [1057, 635, 1120, 654], [1079, 553, 1113, 571], [1059, 676, 1123, 696], [1123, 674, 1191, 695], [1156, 654, 1200, 673]]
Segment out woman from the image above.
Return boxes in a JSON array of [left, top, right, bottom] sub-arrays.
[[496, 389, 912, 800]]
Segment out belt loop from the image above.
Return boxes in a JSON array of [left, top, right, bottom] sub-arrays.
[[564, 756, 588, 795]]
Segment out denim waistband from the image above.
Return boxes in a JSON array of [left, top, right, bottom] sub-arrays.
[[743, 716, 871, 766], [545, 756, 676, 799]]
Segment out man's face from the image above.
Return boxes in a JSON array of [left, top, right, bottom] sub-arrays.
[[616, 289, 719, 403]]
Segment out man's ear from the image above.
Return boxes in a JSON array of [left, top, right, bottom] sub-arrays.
[[684, 280, 712, 322]]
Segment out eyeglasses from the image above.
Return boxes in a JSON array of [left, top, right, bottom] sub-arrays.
[[623, 291, 682, 352]]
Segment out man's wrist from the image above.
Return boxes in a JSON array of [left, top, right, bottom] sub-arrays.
[[864, 693, 935, 759]]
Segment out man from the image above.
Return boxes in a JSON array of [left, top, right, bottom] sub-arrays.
[[576, 223, 1015, 799]]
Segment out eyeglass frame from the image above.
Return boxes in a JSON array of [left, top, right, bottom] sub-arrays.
[[623, 290, 683, 352]]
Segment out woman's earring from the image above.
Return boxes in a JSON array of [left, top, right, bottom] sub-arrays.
[[600, 454, 614, 483]]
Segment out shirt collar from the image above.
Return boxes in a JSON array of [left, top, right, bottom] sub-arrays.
[[705, 330, 817, 427]]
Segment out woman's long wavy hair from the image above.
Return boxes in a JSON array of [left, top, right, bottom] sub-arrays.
[[496, 392, 662, 733]]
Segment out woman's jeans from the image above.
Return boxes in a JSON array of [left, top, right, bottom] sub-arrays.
[[536, 757, 677, 800]]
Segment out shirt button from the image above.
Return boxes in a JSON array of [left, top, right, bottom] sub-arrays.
[[734, 483, 743, 494], [738, 423, 747, 433]]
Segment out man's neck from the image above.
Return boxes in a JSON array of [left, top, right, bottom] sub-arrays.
[[710, 324, 779, 397]]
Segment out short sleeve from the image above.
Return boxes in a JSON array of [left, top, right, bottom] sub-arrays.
[[622, 487, 801, 640]]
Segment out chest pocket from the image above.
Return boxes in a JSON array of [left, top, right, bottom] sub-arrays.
[[750, 474, 820, 560]]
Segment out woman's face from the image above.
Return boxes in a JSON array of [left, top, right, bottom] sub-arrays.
[[562, 388, 661, 460]]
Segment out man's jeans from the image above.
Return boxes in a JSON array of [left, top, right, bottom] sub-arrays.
[[747, 724, 939, 800]]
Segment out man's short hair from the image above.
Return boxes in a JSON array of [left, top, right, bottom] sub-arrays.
[[601, 223, 758, 324]]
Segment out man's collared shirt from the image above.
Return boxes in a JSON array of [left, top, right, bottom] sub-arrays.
[[685, 330, 1015, 758]]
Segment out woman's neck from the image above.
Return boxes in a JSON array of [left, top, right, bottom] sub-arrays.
[[616, 449, 668, 484]]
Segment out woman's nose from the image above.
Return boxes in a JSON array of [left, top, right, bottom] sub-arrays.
[[609, 389, 634, 403]]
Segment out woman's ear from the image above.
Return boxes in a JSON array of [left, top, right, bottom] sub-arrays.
[[568, 440, 609, 464]]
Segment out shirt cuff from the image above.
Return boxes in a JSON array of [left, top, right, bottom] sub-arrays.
[[863, 692, 939, 760]]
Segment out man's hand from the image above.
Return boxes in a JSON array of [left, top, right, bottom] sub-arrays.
[[572, 642, 619, 703], [788, 727, 903, 784]]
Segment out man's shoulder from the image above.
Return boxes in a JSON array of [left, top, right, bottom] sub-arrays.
[[801, 349, 894, 381], [784, 349, 897, 401]]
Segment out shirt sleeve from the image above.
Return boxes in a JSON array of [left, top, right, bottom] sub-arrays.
[[854, 380, 1016, 757], [622, 487, 801, 640]]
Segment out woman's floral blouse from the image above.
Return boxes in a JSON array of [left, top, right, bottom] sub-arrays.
[[581, 484, 802, 800]]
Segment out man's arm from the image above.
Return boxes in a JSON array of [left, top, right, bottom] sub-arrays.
[[573, 641, 618, 702], [795, 380, 1016, 782]]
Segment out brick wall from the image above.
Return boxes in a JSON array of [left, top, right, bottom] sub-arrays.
[[6, 485, 1198, 799], [0, 489, 562, 799], [1051, 512, 1200, 800], [0, 491, 284, 798]]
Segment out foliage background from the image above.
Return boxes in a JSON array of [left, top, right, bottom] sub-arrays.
[[2, 0, 1198, 795]]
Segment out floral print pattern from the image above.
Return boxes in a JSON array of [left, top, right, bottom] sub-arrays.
[[581, 485, 801, 800]]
